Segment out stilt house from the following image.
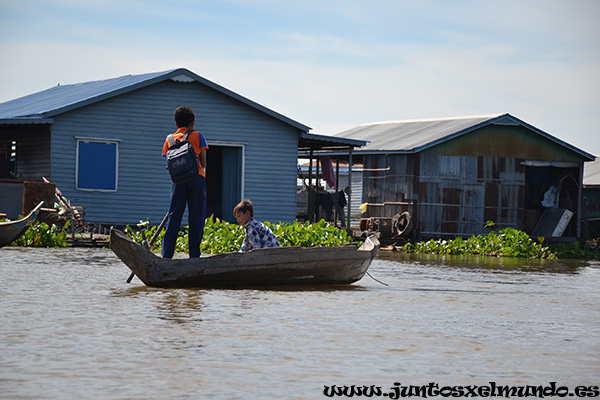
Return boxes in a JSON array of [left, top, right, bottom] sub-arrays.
[[332, 114, 595, 241]]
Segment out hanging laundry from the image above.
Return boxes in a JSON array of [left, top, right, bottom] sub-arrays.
[[318, 155, 336, 189]]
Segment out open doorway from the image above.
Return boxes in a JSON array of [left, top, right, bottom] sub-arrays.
[[0, 140, 16, 179], [205, 144, 244, 223], [524, 163, 580, 236]]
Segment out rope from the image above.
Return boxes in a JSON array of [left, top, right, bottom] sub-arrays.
[[366, 271, 389, 286]]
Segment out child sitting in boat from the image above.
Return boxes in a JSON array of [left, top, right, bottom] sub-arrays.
[[233, 199, 281, 252]]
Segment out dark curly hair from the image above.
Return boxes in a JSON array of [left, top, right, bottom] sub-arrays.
[[174, 106, 195, 128]]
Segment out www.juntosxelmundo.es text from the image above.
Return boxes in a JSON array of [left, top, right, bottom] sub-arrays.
[[323, 382, 599, 398]]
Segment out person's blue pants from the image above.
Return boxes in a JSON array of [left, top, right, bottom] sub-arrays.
[[162, 175, 206, 258]]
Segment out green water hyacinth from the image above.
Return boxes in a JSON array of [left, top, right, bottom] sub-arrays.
[[14, 220, 70, 248], [200, 216, 245, 254], [402, 222, 557, 259], [550, 240, 600, 260], [126, 217, 355, 255], [270, 219, 355, 248]]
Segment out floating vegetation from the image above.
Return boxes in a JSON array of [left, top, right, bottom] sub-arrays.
[[125, 217, 355, 254], [401, 221, 556, 259], [13, 220, 70, 248], [15, 217, 600, 260], [401, 221, 600, 260]]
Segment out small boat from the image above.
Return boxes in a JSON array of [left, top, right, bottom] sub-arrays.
[[0, 201, 45, 248], [110, 228, 379, 288]]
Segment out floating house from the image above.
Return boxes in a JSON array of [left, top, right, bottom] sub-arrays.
[[330, 114, 595, 241], [0, 68, 363, 226]]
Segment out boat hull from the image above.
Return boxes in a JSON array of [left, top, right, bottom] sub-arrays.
[[0, 202, 44, 248], [110, 228, 379, 288]]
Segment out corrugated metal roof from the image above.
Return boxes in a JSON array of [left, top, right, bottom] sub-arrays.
[[333, 113, 595, 161], [332, 114, 498, 152], [0, 70, 168, 118], [0, 68, 311, 132], [584, 157, 600, 185]]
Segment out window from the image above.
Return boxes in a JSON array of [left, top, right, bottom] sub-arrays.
[[76, 138, 119, 191]]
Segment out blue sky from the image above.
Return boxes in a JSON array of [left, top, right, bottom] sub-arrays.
[[1, 0, 599, 154]]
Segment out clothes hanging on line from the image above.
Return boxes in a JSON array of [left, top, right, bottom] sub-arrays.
[[318, 156, 336, 189]]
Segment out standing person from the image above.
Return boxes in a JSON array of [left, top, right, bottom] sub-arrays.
[[233, 199, 281, 252], [161, 106, 208, 258]]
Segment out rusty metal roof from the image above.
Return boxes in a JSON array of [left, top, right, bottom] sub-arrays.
[[333, 113, 595, 161]]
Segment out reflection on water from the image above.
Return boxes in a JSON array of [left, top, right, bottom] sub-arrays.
[[377, 250, 589, 274], [1, 246, 599, 399]]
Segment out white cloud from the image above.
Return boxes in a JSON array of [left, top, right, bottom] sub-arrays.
[[0, 0, 598, 155]]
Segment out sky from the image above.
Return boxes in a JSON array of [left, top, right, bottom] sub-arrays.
[[1, 0, 599, 155]]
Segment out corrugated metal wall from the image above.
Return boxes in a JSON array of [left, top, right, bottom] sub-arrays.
[[361, 152, 526, 239], [362, 154, 416, 219], [417, 154, 524, 238], [49, 79, 299, 226]]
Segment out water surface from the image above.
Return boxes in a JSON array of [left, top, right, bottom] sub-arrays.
[[1, 247, 598, 399]]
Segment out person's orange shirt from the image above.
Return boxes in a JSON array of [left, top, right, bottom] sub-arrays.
[[162, 127, 209, 177]]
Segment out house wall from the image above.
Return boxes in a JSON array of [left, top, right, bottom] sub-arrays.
[[429, 124, 583, 162], [362, 153, 417, 219], [0, 125, 51, 180], [0, 181, 23, 219], [583, 186, 600, 238], [362, 153, 526, 238], [417, 154, 525, 238], [49, 80, 299, 226], [0, 125, 51, 218]]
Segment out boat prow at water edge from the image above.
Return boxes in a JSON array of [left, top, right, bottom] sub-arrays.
[[0, 201, 44, 248], [110, 228, 379, 288]]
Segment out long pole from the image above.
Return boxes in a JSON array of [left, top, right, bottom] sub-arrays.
[[347, 148, 352, 235], [127, 212, 169, 283]]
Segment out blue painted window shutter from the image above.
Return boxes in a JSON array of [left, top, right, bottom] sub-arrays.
[[76, 140, 118, 191]]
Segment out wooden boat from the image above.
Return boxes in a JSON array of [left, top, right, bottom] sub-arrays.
[[0, 201, 44, 248], [110, 228, 379, 288]]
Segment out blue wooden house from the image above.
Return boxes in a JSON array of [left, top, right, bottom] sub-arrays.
[[0, 68, 362, 226]]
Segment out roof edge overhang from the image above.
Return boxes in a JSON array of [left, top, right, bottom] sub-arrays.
[[300, 131, 367, 147], [41, 68, 311, 132], [298, 132, 368, 153], [313, 149, 414, 157], [0, 117, 54, 125]]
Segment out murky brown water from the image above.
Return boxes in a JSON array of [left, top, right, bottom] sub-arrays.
[[1, 247, 598, 399]]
